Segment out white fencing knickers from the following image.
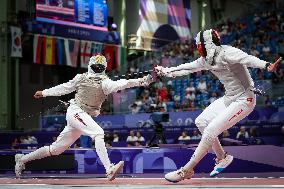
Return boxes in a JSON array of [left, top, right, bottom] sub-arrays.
[[21, 104, 111, 171], [194, 89, 256, 159]]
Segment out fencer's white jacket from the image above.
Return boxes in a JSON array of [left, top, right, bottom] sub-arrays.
[[163, 45, 269, 105], [42, 73, 145, 116]]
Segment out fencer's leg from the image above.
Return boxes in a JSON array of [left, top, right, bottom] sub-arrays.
[[195, 98, 226, 160], [93, 133, 111, 170], [15, 125, 81, 178], [183, 132, 215, 171], [203, 96, 255, 176], [165, 132, 215, 183], [195, 118, 225, 160], [68, 107, 124, 180]]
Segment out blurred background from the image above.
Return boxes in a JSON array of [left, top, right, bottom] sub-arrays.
[[0, 0, 284, 176]]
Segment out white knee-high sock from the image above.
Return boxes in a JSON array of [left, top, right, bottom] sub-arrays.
[[94, 135, 111, 171], [212, 138, 226, 160], [20, 146, 51, 164], [183, 133, 215, 171]]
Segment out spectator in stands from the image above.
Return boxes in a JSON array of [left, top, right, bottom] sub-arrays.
[[129, 103, 140, 114], [26, 135, 38, 144], [222, 130, 231, 139], [249, 126, 263, 145], [104, 132, 113, 147], [186, 82, 196, 93], [250, 45, 260, 57], [182, 99, 195, 111], [209, 92, 217, 104], [186, 91, 196, 102], [264, 95, 272, 107], [178, 131, 191, 141], [272, 64, 283, 83], [11, 138, 20, 149], [236, 126, 249, 140], [157, 85, 168, 101], [136, 131, 145, 142], [197, 79, 207, 94], [191, 129, 201, 140], [126, 130, 138, 147], [135, 141, 143, 147], [20, 136, 29, 144], [173, 98, 182, 112], [113, 133, 119, 142]]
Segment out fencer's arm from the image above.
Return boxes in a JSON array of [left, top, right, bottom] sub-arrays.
[[155, 57, 205, 77], [224, 47, 269, 69], [42, 74, 82, 97], [102, 75, 152, 95]]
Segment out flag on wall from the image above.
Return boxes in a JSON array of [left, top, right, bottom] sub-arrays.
[[10, 26, 22, 57], [33, 35, 45, 64], [103, 44, 119, 72], [56, 38, 67, 66], [80, 40, 92, 68], [91, 42, 103, 56], [65, 39, 80, 67], [43, 36, 56, 65]]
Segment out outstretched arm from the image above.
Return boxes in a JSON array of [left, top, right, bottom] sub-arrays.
[[154, 57, 205, 77], [224, 46, 282, 72], [34, 74, 82, 98], [102, 75, 153, 95]]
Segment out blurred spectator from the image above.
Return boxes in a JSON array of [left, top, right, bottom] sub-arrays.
[[157, 86, 168, 101], [186, 82, 196, 93], [126, 130, 138, 146], [104, 132, 113, 147], [236, 126, 249, 140], [191, 129, 201, 140], [173, 99, 182, 112], [26, 135, 38, 144], [186, 91, 196, 101], [113, 133, 119, 142], [136, 131, 145, 142], [264, 95, 272, 107], [197, 79, 207, 94], [20, 136, 29, 144], [222, 130, 231, 138], [272, 65, 283, 83], [135, 141, 143, 147], [11, 138, 20, 149], [178, 131, 191, 141], [209, 92, 217, 104], [129, 103, 140, 114], [249, 126, 264, 145]]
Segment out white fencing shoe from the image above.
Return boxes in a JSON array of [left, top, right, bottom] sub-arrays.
[[165, 167, 194, 183], [15, 154, 25, 178], [106, 161, 124, 181], [210, 154, 234, 177]]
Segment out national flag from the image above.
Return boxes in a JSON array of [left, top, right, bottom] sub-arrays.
[[103, 44, 118, 72], [56, 38, 67, 66], [10, 26, 22, 57], [91, 42, 103, 56], [65, 39, 80, 67], [80, 40, 92, 68], [43, 36, 56, 65], [33, 35, 45, 64]]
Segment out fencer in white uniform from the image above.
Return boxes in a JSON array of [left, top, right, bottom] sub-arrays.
[[155, 29, 281, 182], [15, 55, 153, 180]]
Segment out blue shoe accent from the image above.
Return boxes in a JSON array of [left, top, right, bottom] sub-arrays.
[[210, 168, 224, 177]]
